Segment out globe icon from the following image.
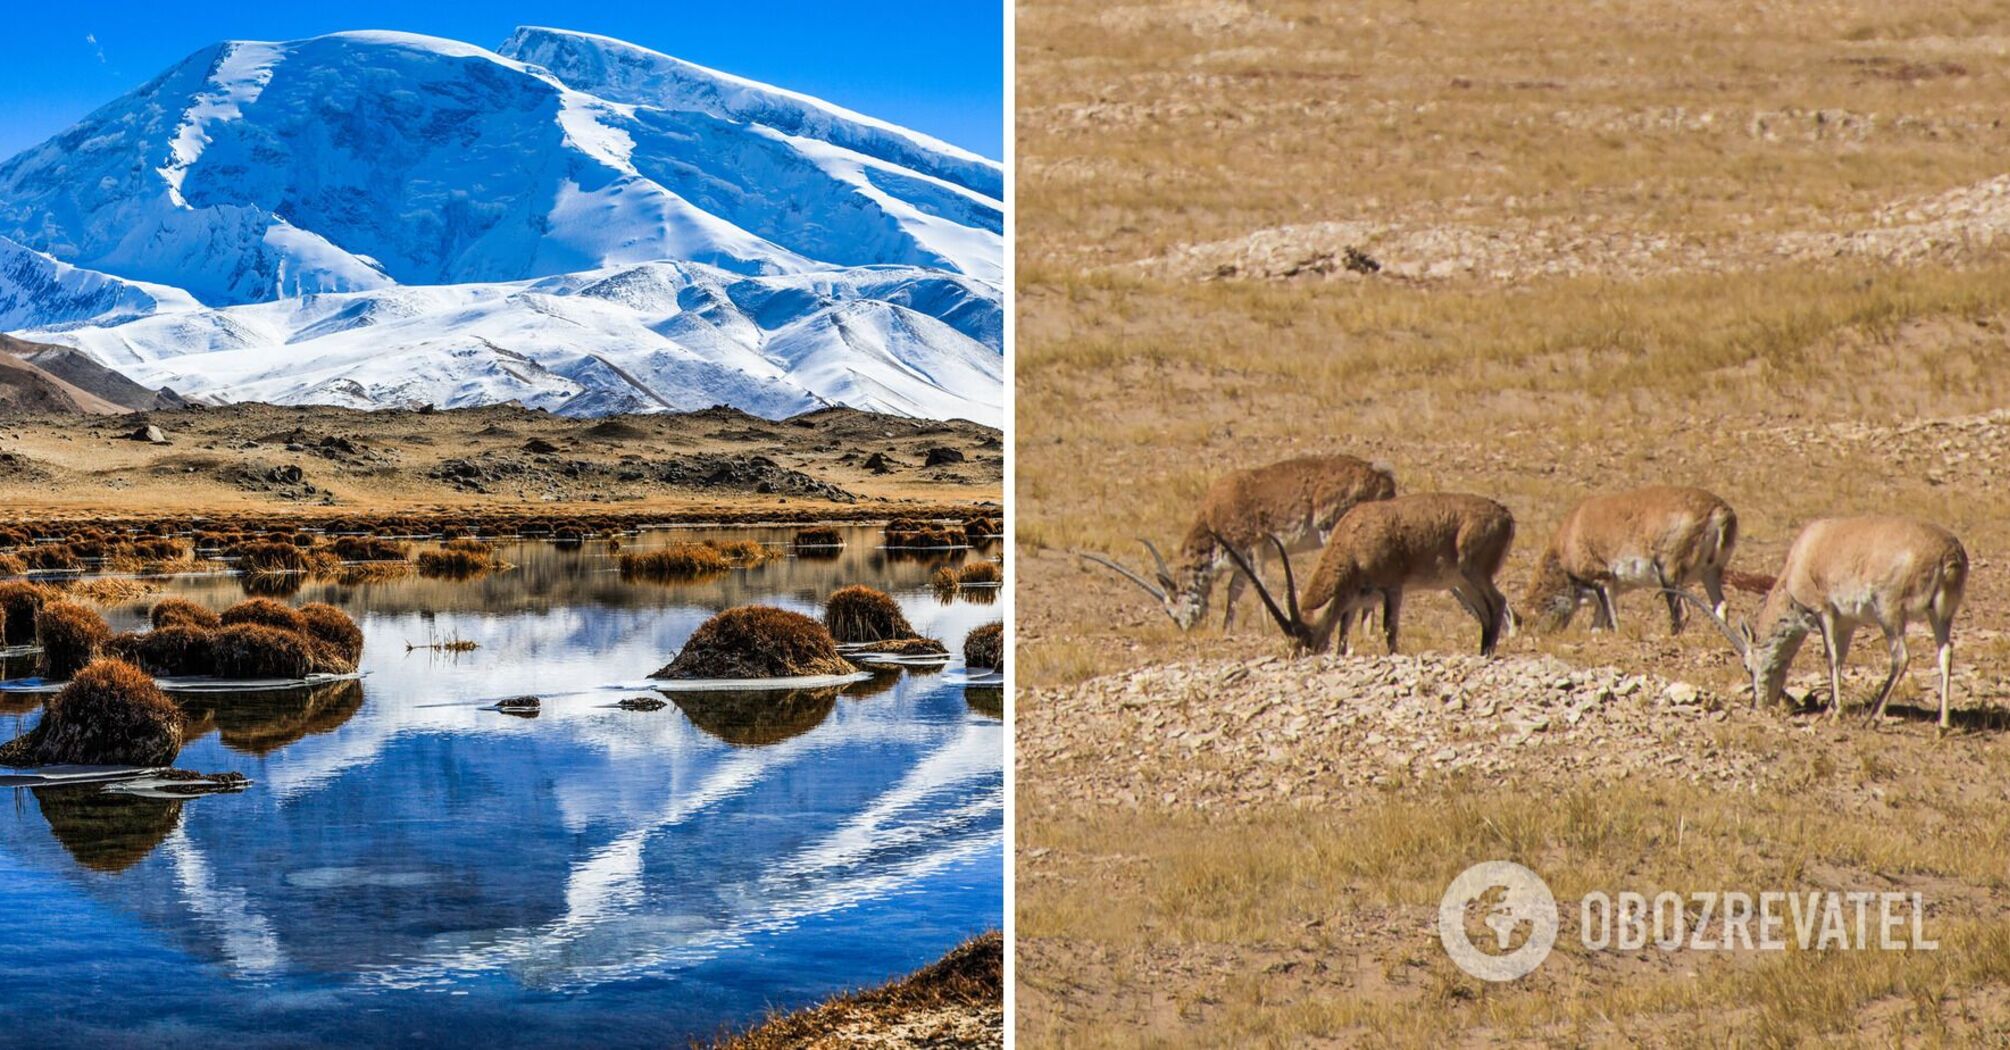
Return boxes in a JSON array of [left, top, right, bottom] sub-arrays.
[[1438, 861, 1559, 981]]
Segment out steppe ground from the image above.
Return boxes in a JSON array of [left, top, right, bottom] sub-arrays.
[[1016, 1, 2010, 1044], [0, 402, 1001, 521]]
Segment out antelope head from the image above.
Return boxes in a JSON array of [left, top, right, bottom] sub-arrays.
[[1520, 550, 1581, 633], [1079, 540, 1209, 630], [1664, 590, 1809, 707]]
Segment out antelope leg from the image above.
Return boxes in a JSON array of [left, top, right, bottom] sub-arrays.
[[1868, 630, 1909, 723], [1816, 611, 1846, 720]]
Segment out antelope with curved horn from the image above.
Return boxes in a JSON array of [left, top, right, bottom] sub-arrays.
[[1079, 454, 1396, 631], [1523, 485, 1738, 635], [1222, 492, 1516, 656], [1671, 516, 1968, 728]]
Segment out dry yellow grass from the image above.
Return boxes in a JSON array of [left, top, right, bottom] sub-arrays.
[[1017, 0, 2010, 1043]]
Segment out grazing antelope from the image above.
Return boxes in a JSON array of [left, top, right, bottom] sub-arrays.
[[1674, 516, 1968, 728], [1523, 486, 1738, 635], [1080, 454, 1396, 631], [1224, 492, 1517, 656]]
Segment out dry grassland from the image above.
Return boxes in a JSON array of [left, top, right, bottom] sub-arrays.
[[1016, 0, 2010, 1044]]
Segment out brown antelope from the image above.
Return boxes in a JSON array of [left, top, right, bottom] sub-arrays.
[[1523, 485, 1738, 635], [1224, 492, 1516, 656], [1674, 516, 1968, 728], [1080, 454, 1396, 631]]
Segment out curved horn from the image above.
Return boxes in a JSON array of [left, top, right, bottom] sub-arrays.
[[1264, 533, 1302, 627], [1140, 539, 1175, 589], [1077, 551, 1167, 602], [1213, 530, 1304, 644], [1664, 589, 1748, 659]]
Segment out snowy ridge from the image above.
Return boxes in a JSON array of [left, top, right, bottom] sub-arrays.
[[0, 235, 200, 330], [19, 262, 1004, 424], [0, 26, 1002, 422], [499, 26, 1002, 199]]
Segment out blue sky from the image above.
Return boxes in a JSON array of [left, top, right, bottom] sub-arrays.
[[0, 2, 1004, 161]]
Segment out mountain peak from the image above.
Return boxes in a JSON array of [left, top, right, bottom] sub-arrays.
[[0, 26, 1001, 423], [498, 26, 1001, 199]]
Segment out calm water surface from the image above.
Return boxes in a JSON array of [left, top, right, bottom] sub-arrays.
[[0, 525, 1003, 1048]]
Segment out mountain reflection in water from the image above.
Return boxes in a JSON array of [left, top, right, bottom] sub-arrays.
[[0, 525, 1002, 1048]]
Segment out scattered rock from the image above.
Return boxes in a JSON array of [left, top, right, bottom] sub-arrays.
[[924, 446, 966, 467], [616, 696, 668, 712], [490, 696, 541, 717]]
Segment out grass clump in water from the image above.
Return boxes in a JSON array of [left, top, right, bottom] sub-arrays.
[[793, 527, 843, 548], [823, 584, 920, 644], [0, 580, 56, 646], [963, 623, 1003, 671], [36, 600, 111, 679], [957, 561, 1003, 585], [651, 605, 857, 680], [150, 597, 221, 632], [619, 543, 731, 581], [0, 658, 182, 768]]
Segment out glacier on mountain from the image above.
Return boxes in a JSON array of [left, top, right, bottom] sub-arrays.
[[0, 27, 1002, 423]]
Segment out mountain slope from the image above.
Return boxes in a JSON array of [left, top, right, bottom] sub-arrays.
[[0, 236, 200, 330], [18, 263, 1004, 424], [0, 27, 1001, 422], [0, 334, 188, 411], [0, 346, 127, 416]]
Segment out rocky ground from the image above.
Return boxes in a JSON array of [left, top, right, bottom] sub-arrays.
[[0, 402, 1001, 521], [1021, 653, 1777, 813]]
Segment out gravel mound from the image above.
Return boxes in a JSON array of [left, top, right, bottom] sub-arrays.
[[1022, 653, 1774, 812]]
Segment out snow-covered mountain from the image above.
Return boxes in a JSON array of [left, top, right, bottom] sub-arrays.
[[0, 28, 1002, 423]]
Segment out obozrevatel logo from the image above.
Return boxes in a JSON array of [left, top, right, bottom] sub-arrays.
[[1437, 861, 1559, 981]]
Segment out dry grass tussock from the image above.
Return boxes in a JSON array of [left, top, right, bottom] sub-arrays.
[[0, 659, 181, 768], [416, 538, 502, 578], [1019, 0, 2010, 1043], [105, 597, 362, 679], [823, 584, 920, 644], [963, 623, 1003, 671], [652, 605, 857, 680], [714, 932, 1002, 1049], [35, 601, 110, 679], [618, 539, 778, 582]]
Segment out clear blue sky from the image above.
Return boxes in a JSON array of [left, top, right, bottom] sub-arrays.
[[0, 2, 1004, 161]]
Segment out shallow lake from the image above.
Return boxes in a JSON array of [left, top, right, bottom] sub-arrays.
[[0, 524, 1003, 1048]]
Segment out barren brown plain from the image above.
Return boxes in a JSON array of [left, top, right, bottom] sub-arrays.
[[0, 402, 1001, 525], [1016, 1, 2010, 1044]]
